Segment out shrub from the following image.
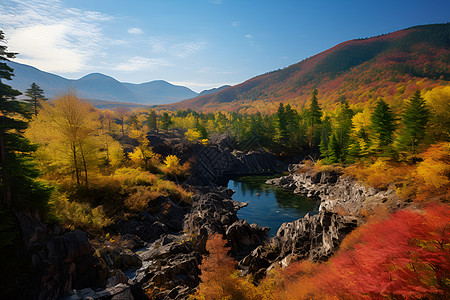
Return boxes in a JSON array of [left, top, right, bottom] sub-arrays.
[[48, 190, 111, 232]]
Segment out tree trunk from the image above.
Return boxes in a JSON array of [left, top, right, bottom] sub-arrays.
[[71, 142, 80, 185], [0, 133, 12, 207], [79, 142, 89, 187]]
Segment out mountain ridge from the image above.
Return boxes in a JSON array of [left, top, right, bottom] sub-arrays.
[[6, 61, 198, 105], [165, 23, 450, 113]]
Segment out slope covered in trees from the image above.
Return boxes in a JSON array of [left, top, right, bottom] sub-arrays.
[[167, 23, 450, 113]]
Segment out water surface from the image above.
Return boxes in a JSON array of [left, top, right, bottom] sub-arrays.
[[228, 175, 319, 237]]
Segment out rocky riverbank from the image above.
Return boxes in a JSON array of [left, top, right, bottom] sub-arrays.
[[235, 164, 408, 282], [266, 165, 406, 215]]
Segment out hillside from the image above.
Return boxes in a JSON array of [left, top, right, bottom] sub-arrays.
[[6, 61, 198, 105], [166, 23, 450, 113]]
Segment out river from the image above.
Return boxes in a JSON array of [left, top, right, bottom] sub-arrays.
[[227, 175, 319, 237]]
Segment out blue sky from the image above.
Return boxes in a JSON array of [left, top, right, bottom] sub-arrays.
[[0, 0, 449, 92]]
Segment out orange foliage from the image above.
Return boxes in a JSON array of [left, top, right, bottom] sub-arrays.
[[194, 234, 258, 300], [415, 143, 450, 202], [344, 158, 415, 190], [343, 143, 450, 203]]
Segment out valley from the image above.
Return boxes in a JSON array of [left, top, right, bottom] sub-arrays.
[[0, 21, 449, 300]]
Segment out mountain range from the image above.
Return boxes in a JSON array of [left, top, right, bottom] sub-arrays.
[[166, 23, 450, 113], [6, 61, 198, 105]]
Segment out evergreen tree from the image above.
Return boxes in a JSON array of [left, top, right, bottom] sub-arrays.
[[161, 112, 172, 130], [195, 122, 208, 139], [397, 90, 430, 153], [0, 31, 51, 246], [147, 109, 158, 132], [370, 98, 396, 154], [24, 82, 47, 115], [307, 89, 322, 151], [326, 133, 340, 164], [333, 97, 354, 161], [274, 103, 288, 144], [319, 115, 332, 158]]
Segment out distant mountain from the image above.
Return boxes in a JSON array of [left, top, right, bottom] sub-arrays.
[[167, 23, 450, 113], [5, 61, 198, 105], [197, 85, 231, 97], [123, 80, 197, 104]]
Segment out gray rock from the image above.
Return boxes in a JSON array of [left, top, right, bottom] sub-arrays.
[[239, 210, 359, 281]]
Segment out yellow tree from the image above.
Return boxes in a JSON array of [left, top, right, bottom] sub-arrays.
[[26, 92, 101, 185], [128, 114, 155, 170], [348, 109, 372, 158], [98, 109, 124, 168], [423, 86, 450, 142]]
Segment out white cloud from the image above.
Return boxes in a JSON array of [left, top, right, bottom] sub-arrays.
[[171, 41, 208, 58], [148, 37, 166, 54], [232, 21, 240, 27], [114, 56, 173, 71], [211, 0, 223, 4], [0, 0, 110, 73], [245, 34, 253, 39], [128, 27, 143, 35]]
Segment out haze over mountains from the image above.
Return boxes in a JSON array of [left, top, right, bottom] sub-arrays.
[[167, 23, 450, 113], [6, 61, 198, 105]]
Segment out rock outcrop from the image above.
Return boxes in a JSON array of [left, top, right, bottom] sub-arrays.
[[184, 186, 269, 257], [239, 210, 359, 281], [131, 187, 269, 299], [266, 166, 405, 215], [29, 230, 107, 300], [112, 196, 187, 242], [187, 146, 286, 186]]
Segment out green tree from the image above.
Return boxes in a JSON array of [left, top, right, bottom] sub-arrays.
[[333, 97, 354, 161], [370, 98, 396, 154], [161, 112, 172, 131], [326, 133, 340, 164], [397, 90, 430, 153], [319, 115, 332, 158], [0, 31, 51, 247], [25, 82, 47, 115], [274, 103, 288, 144], [307, 89, 322, 151], [147, 109, 158, 132]]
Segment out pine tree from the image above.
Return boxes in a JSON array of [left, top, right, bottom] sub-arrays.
[[307, 89, 322, 152], [397, 90, 429, 153], [326, 133, 340, 164], [24, 82, 47, 115], [335, 98, 353, 147], [147, 109, 158, 132], [0, 31, 51, 246], [319, 115, 332, 159], [161, 112, 172, 131], [371, 98, 396, 154], [274, 103, 288, 144]]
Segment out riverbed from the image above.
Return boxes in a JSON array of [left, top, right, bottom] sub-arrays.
[[228, 175, 319, 237]]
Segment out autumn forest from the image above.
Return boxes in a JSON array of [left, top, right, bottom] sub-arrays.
[[1, 22, 449, 300]]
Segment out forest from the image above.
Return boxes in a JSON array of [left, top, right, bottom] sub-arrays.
[[1, 28, 450, 299]]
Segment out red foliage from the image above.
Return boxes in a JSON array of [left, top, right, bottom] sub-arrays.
[[321, 205, 450, 299]]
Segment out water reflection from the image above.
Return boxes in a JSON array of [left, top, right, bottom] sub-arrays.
[[228, 175, 319, 237]]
